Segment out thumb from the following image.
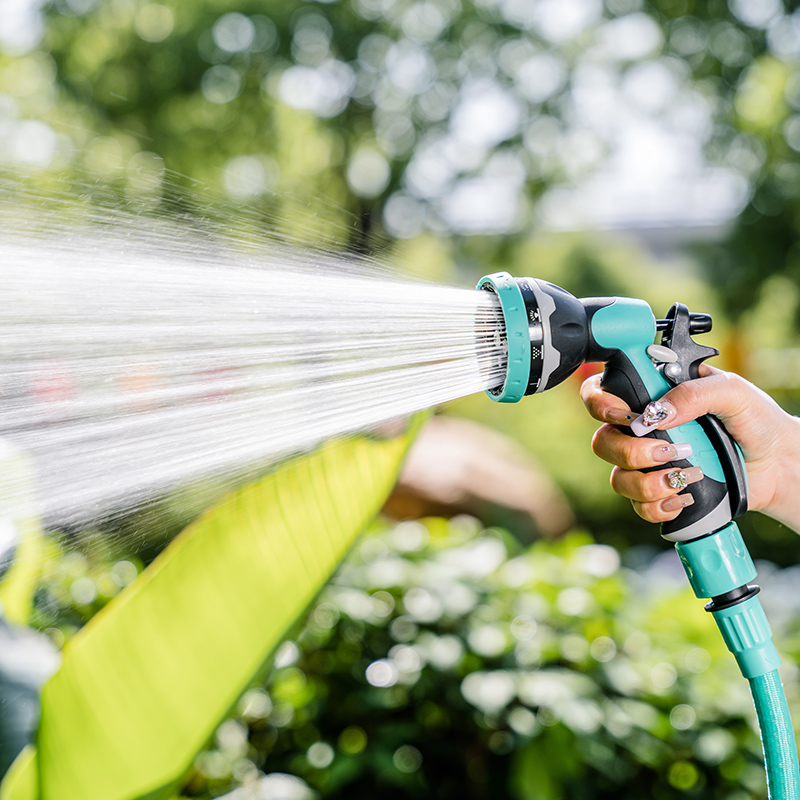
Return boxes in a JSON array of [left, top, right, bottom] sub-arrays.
[[630, 366, 785, 462]]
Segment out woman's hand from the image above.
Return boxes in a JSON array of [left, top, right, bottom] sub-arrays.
[[580, 365, 800, 531]]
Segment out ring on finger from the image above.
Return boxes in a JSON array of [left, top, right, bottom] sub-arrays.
[[666, 470, 688, 490]]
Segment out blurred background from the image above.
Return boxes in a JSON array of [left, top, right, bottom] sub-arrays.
[[3, 0, 800, 798]]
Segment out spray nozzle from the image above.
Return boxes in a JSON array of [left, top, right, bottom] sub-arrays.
[[476, 270, 748, 544], [476, 272, 589, 403]]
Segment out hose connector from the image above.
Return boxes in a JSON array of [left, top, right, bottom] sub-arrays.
[[677, 522, 780, 679]]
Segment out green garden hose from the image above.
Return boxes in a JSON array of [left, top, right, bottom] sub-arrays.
[[751, 670, 800, 799]]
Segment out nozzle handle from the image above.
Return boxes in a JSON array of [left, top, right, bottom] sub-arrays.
[[589, 299, 747, 542]]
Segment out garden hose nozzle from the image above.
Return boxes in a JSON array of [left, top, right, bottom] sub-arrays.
[[477, 271, 800, 798], [476, 271, 748, 544]]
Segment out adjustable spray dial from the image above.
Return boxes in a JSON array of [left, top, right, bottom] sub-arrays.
[[477, 272, 799, 797]]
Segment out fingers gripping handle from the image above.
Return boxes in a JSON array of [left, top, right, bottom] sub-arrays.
[[589, 299, 747, 543]]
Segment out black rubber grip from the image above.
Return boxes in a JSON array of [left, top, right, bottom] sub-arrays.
[[600, 353, 741, 539]]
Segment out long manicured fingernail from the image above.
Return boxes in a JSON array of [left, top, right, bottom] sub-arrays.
[[631, 400, 677, 437], [664, 467, 703, 490], [606, 408, 635, 425], [661, 493, 695, 512], [651, 442, 693, 463]]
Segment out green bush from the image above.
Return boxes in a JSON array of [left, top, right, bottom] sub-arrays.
[[166, 516, 794, 800], [28, 515, 800, 800]]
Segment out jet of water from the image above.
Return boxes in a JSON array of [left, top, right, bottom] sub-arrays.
[[0, 185, 505, 528]]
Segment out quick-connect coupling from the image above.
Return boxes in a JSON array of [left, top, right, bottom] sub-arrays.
[[676, 521, 780, 679], [713, 597, 781, 679]]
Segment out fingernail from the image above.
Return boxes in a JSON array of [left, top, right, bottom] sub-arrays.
[[606, 408, 635, 425], [664, 467, 703, 490], [651, 442, 693, 463], [661, 493, 695, 512], [631, 400, 677, 437]]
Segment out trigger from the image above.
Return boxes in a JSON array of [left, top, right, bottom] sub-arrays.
[[659, 303, 719, 386]]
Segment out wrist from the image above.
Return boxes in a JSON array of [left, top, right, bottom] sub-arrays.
[[761, 414, 800, 533]]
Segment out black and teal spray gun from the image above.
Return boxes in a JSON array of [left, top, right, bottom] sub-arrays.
[[477, 271, 800, 798]]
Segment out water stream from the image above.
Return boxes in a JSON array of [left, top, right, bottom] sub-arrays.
[[0, 184, 506, 529]]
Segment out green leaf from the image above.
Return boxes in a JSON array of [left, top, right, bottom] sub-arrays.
[[0, 442, 45, 626], [0, 747, 37, 800], [1, 418, 423, 800]]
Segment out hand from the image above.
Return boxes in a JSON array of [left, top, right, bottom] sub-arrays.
[[580, 365, 800, 531]]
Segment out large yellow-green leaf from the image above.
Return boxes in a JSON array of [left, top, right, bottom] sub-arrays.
[[0, 418, 423, 800], [0, 441, 45, 626]]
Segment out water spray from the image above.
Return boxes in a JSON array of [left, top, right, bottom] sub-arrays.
[[477, 271, 799, 799]]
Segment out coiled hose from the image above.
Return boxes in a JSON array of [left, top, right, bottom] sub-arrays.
[[750, 670, 800, 799]]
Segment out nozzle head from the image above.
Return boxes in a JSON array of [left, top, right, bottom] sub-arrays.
[[476, 272, 589, 402], [475, 272, 531, 402]]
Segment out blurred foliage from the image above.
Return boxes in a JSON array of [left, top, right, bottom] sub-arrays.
[[4, 1, 800, 795], [28, 515, 800, 799], [0, 421, 419, 800], [0, 0, 797, 311]]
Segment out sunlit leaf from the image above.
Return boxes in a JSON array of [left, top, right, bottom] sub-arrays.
[[0, 417, 423, 800], [0, 442, 45, 626]]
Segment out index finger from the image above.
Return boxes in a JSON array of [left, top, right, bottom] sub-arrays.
[[580, 373, 635, 426]]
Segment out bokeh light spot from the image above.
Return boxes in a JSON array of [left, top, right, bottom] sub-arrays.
[[238, 688, 272, 721], [70, 576, 96, 605], [278, 61, 355, 118], [135, 4, 174, 43], [202, 65, 242, 104], [110, 560, 139, 587], [461, 670, 516, 712], [669, 703, 696, 730], [274, 640, 300, 669], [346, 147, 391, 198], [127, 151, 165, 195], [468, 624, 508, 657], [338, 726, 367, 754], [589, 636, 616, 663], [651, 661, 678, 689], [668, 760, 700, 791], [224, 154, 280, 199], [391, 521, 429, 552], [12, 120, 57, 167], [403, 587, 442, 622], [366, 658, 399, 687], [685, 647, 711, 674], [393, 744, 423, 773], [213, 13, 255, 54], [384, 192, 424, 238], [783, 115, 800, 152], [307, 741, 334, 768], [508, 706, 539, 736]]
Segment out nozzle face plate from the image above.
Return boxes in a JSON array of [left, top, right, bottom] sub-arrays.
[[476, 272, 532, 403]]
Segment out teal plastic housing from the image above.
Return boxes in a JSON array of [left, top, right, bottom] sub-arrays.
[[589, 299, 727, 486], [714, 596, 782, 679], [476, 272, 530, 403], [590, 299, 662, 397], [676, 522, 756, 598], [677, 522, 780, 679]]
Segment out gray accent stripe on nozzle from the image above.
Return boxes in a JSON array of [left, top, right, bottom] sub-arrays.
[[661, 495, 732, 543], [529, 280, 560, 393]]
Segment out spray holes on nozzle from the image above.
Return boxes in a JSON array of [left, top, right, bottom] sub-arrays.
[[473, 289, 507, 394]]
